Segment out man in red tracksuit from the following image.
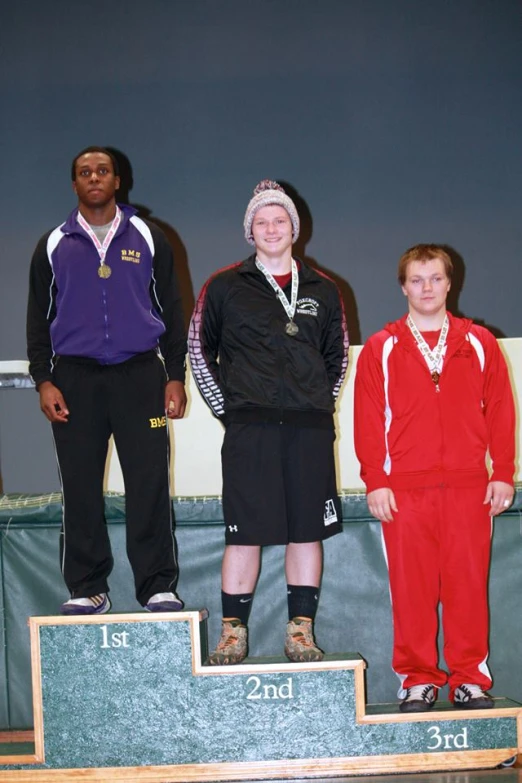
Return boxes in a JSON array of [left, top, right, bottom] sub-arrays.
[[354, 244, 516, 712]]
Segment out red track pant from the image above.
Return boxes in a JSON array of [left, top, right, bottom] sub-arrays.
[[381, 484, 492, 700]]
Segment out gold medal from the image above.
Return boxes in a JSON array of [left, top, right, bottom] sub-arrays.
[[98, 264, 112, 279]]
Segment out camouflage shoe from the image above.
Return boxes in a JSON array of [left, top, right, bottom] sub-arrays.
[[208, 620, 248, 665], [284, 617, 324, 662]]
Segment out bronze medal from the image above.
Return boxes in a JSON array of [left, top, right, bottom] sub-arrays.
[[285, 321, 299, 336], [98, 264, 112, 279], [431, 371, 440, 385]]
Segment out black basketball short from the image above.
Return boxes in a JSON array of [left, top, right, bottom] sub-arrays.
[[221, 422, 342, 545]]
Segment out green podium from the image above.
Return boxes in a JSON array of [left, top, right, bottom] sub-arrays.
[[0, 611, 520, 781]]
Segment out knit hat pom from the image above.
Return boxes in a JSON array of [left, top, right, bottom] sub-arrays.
[[253, 179, 286, 196]]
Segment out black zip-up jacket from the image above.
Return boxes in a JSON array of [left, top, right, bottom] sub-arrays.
[[188, 256, 349, 426]]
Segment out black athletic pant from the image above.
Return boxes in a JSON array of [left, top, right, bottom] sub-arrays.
[[51, 352, 179, 605]]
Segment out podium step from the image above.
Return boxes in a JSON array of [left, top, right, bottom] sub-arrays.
[[0, 612, 519, 781]]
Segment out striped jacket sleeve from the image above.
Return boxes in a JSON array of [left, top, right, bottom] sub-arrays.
[[327, 282, 349, 398], [315, 270, 349, 398], [188, 276, 226, 418]]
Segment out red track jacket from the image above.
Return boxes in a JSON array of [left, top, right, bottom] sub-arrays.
[[354, 313, 516, 493]]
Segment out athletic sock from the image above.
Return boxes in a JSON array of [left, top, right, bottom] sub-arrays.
[[221, 590, 253, 626], [287, 584, 320, 622]]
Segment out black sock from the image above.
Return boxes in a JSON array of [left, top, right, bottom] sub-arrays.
[[221, 591, 253, 626], [287, 584, 320, 621]]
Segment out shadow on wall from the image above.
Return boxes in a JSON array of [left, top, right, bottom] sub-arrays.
[[107, 147, 195, 331], [279, 181, 361, 346], [444, 245, 505, 339]]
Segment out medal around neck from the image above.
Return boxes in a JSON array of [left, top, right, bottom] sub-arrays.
[[255, 257, 300, 338], [407, 314, 448, 391], [77, 208, 121, 282], [98, 264, 112, 279]]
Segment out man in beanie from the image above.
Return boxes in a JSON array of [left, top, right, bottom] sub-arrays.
[[189, 180, 348, 664]]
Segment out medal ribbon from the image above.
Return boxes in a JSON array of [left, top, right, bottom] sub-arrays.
[[255, 257, 299, 324], [407, 314, 449, 376], [77, 207, 122, 271]]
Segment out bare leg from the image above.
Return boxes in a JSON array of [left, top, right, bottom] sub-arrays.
[[222, 544, 261, 594], [284, 541, 323, 586]]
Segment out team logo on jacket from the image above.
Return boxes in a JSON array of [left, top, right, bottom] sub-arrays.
[[296, 297, 319, 317], [121, 249, 141, 264], [324, 499, 338, 526], [453, 348, 472, 359]]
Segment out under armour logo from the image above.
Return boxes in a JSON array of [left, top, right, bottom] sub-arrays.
[[324, 499, 338, 526], [228, 525, 238, 532]]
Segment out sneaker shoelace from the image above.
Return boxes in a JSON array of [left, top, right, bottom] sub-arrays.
[[217, 631, 241, 650], [291, 629, 316, 649]]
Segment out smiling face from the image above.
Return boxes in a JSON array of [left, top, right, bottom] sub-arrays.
[[251, 204, 293, 259], [72, 151, 120, 210], [401, 258, 451, 321]]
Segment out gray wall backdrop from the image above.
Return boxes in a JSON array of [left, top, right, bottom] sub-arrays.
[[0, 0, 521, 492]]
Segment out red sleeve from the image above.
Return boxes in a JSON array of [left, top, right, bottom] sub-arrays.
[[478, 328, 516, 485], [354, 335, 392, 493]]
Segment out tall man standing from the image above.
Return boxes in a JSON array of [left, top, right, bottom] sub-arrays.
[[354, 244, 516, 712], [27, 146, 187, 615], [189, 181, 348, 664]]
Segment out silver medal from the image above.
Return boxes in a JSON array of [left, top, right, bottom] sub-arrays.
[[255, 257, 300, 337]]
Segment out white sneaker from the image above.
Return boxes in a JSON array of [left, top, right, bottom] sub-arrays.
[[60, 593, 111, 616], [145, 591, 184, 612], [399, 683, 437, 713], [454, 683, 494, 709]]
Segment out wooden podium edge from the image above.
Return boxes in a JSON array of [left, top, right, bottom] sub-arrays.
[[29, 610, 367, 676], [358, 702, 522, 725], [2, 611, 517, 775], [29, 616, 44, 763], [0, 748, 518, 781]]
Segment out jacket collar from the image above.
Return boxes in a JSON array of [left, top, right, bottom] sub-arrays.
[[387, 312, 474, 364], [62, 203, 137, 238], [238, 254, 322, 283]]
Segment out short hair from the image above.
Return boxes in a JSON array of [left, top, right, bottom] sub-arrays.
[[71, 146, 119, 180], [398, 244, 453, 284]]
